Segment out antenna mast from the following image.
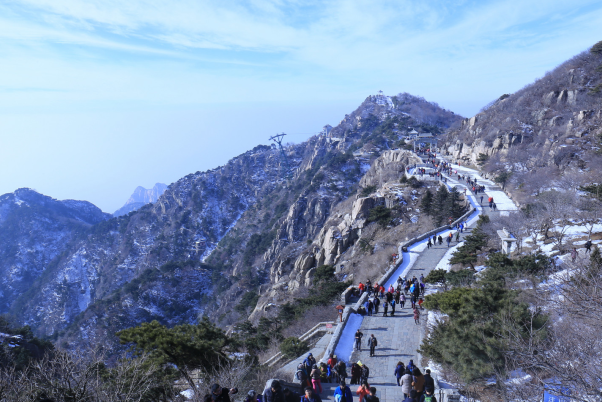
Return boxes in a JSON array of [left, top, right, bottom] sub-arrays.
[[269, 133, 291, 179]]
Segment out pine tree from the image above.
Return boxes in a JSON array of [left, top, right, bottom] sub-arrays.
[[449, 228, 488, 269], [432, 185, 449, 226], [445, 186, 466, 221], [117, 317, 234, 393], [420, 189, 434, 216]]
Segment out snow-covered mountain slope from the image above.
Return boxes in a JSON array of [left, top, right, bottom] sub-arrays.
[[0, 188, 110, 312], [1, 93, 462, 351]]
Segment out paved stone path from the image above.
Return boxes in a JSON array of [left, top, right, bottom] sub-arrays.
[[316, 156, 511, 402]]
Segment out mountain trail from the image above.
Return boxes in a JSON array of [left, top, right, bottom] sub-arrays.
[[314, 154, 516, 401]]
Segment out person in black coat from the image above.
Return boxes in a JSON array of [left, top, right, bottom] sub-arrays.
[[283, 388, 299, 402], [264, 380, 285, 402], [423, 369, 435, 394]]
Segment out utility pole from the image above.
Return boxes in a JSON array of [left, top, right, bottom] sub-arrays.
[[269, 133, 291, 179]]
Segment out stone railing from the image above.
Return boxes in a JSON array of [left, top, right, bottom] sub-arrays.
[[263, 321, 336, 367], [275, 152, 476, 400]]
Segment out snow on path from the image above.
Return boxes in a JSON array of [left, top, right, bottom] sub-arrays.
[[332, 155, 519, 378], [435, 242, 465, 272], [384, 240, 428, 289], [334, 313, 364, 363], [448, 163, 517, 213]]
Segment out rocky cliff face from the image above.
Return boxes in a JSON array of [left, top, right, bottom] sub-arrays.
[[444, 45, 602, 168], [0, 93, 461, 350]]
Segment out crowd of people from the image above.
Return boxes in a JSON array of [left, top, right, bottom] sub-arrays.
[[226, 155, 471, 402], [355, 275, 426, 325]]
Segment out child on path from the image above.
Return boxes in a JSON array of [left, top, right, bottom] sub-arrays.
[[413, 308, 420, 325]]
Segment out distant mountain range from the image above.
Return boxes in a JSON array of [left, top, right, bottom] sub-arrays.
[[3, 41, 600, 355], [113, 183, 167, 216]]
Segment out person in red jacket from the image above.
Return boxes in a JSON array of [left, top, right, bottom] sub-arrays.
[[358, 282, 366, 296]]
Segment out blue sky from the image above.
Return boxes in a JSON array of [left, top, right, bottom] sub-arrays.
[[1, 0, 601, 212]]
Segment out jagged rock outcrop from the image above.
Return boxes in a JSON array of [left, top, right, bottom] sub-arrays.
[[444, 45, 602, 166]]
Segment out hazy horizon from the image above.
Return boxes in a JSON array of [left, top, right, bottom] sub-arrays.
[[1, 0, 601, 212]]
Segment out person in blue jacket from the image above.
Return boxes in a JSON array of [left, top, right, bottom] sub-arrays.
[[394, 361, 405, 386], [334, 380, 353, 402]]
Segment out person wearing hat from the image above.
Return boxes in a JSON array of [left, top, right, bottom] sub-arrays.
[[302, 386, 323, 402], [305, 353, 317, 368], [334, 379, 353, 402], [310, 364, 323, 394], [211, 384, 238, 402]]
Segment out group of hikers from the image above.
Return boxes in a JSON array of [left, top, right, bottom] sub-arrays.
[[427, 221, 467, 249], [291, 353, 437, 402], [355, 276, 425, 324]]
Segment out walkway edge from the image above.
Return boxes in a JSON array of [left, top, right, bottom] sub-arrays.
[[319, 202, 475, 366]]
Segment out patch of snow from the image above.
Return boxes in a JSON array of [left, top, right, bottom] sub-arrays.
[[434, 242, 464, 272], [334, 313, 364, 363]]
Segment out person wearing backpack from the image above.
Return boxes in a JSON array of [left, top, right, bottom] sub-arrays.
[[367, 334, 378, 357], [296, 362, 310, 391], [419, 389, 437, 402]]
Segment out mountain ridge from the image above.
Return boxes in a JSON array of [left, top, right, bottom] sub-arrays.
[[113, 183, 168, 217]]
